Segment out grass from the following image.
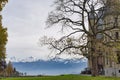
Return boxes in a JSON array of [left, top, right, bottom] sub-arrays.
[[1, 75, 120, 80]]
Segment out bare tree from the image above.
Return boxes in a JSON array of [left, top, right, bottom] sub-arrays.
[[40, 0, 120, 76]]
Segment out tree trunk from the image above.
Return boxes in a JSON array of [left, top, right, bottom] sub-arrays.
[[91, 40, 99, 76], [91, 56, 99, 76]]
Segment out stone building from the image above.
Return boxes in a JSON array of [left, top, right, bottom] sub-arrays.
[[88, 0, 120, 77]]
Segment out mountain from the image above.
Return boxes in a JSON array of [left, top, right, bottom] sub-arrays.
[[11, 57, 88, 75], [7, 56, 38, 62]]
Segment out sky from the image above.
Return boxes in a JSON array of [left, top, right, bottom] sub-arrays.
[[2, 0, 81, 60], [2, 0, 56, 60]]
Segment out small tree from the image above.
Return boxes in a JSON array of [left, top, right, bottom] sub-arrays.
[[6, 61, 14, 77], [40, 0, 120, 76]]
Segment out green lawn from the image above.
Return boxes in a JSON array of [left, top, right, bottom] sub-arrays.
[[1, 75, 120, 80]]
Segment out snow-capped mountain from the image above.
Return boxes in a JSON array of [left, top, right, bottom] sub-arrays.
[[7, 56, 38, 62], [7, 56, 87, 63], [10, 57, 88, 75]]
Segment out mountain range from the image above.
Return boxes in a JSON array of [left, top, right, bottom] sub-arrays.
[[10, 57, 88, 75]]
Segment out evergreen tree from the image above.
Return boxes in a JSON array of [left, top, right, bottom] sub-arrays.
[[0, 0, 8, 72]]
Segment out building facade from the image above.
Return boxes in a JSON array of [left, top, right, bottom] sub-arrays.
[[88, 0, 120, 77], [103, 0, 120, 76]]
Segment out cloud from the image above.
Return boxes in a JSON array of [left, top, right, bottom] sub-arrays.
[[2, 0, 56, 59]]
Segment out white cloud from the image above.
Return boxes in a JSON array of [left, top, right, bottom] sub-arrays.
[[2, 0, 56, 59]]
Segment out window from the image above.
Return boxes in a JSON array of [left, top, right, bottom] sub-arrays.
[[106, 53, 109, 65], [115, 32, 119, 39], [119, 70, 120, 73], [114, 17, 118, 28], [117, 52, 120, 64]]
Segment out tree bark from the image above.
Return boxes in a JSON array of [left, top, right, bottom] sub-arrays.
[[91, 39, 99, 76], [91, 56, 99, 76]]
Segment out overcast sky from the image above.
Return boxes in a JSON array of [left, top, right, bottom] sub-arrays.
[[2, 0, 56, 59], [2, 0, 81, 60]]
